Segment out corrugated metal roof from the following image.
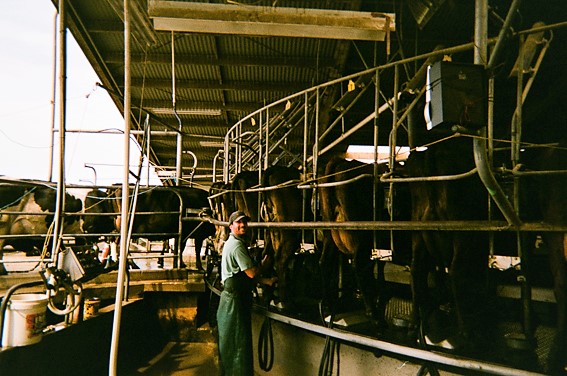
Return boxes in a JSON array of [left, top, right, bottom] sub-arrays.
[[52, 0, 566, 185]]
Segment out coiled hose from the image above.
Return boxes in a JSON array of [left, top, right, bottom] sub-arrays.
[[258, 315, 274, 371]]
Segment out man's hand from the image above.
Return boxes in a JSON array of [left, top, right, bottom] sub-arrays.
[[260, 276, 278, 287]]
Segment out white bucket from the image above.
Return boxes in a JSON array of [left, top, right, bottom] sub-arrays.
[[2, 293, 48, 347]]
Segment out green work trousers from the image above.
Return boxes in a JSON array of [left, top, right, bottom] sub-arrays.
[[217, 273, 254, 376]]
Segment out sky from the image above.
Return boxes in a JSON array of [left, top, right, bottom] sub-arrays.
[[0, 0, 160, 186]]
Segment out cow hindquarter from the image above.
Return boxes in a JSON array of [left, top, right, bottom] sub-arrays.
[[535, 144, 567, 373]]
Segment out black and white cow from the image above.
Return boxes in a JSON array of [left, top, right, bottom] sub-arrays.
[[0, 181, 83, 274], [84, 185, 215, 270]]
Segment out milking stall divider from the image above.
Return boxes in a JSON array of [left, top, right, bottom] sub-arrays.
[[1, 0, 566, 375]]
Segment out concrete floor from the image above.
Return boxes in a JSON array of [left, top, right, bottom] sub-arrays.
[[135, 341, 220, 376]]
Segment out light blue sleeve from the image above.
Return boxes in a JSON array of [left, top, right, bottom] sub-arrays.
[[233, 243, 254, 272]]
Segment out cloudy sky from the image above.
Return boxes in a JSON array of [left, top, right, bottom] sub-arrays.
[[0, 0, 159, 186]]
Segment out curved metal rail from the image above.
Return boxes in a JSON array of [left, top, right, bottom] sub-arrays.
[[254, 307, 544, 376], [203, 269, 543, 376]]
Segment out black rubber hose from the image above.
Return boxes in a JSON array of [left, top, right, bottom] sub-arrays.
[[319, 335, 340, 376], [318, 300, 341, 376], [0, 279, 45, 348], [258, 316, 274, 371]]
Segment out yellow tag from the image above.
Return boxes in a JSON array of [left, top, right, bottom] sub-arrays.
[[348, 80, 356, 92]]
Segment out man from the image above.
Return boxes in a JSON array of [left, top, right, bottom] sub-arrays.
[[217, 210, 276, 376]]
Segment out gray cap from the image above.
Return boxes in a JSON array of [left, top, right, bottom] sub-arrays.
[[229, 210, 250, 225]]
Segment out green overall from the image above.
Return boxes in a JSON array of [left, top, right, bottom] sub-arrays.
[[217, 234, 255, 376]]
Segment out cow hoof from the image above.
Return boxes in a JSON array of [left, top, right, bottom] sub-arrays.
[[423, 334, 457, 351], [269, 300, 287, 312]]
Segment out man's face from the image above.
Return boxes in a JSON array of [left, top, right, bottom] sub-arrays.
[[230, 219, 248, 236]]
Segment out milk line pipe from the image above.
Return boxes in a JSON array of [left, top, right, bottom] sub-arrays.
[[194, 217, 567, 233], [254, 307, 545, 376], [0, 258, 55, 264], [0, 210, 180, 217], [207, 180, 299, 199], [0, 253, 176, 265], [297, 168, 477, 187]]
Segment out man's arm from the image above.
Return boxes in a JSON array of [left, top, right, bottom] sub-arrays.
[[243, 254, 277, 286]]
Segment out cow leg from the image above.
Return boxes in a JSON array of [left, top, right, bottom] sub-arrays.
[[194, 237, 204, 271], [176, 238, 186, 269], [545, 233, 567, 375], [353, 247, 383, 329], [449, 233, 492, 352], [319, 235, 340, 313], [158, 240, 167, 268], [410, 231, 434, 339], [375, 260, 390, 327], [274, 240, 293, 307]]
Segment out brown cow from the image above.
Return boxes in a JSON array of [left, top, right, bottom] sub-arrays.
[[208, 181, 234, 255], [532, 141, 567, 374], [262, 165, 310, 307], [230, 171, 261, 246], [319, 157, 411, 329], [406, 136, 495, 352]]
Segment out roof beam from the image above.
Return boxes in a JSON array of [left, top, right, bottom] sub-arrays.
[[148, 1, 395, 41], [130, 78, 309, 92], [106, 52, 335, 69], [140, 99, 260, 113]]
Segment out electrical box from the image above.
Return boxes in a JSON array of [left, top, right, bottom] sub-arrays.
[[425, 61, 487, 130]]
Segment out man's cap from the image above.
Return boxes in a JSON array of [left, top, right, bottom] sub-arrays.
[[229, 210, 250, 225]]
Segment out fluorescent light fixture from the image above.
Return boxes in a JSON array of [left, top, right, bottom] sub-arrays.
[[150, 107, 222, 116], [346, 145, 410, 163]]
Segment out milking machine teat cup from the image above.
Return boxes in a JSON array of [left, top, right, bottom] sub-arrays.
[[39, 243, 107, 320]]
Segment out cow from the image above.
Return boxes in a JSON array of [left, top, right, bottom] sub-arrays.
[[261, 165, 315, 308], [0, 181, 83, 274], [230, 171, 261, 247], [84, 185, 215, 270], [318, 157, 411, 329], [205, 181, 235, 278], [83, 188, 117, 237], [207, 181, 234, 255], [405, 133, 497, 353], [531, 141, 567, 374]]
